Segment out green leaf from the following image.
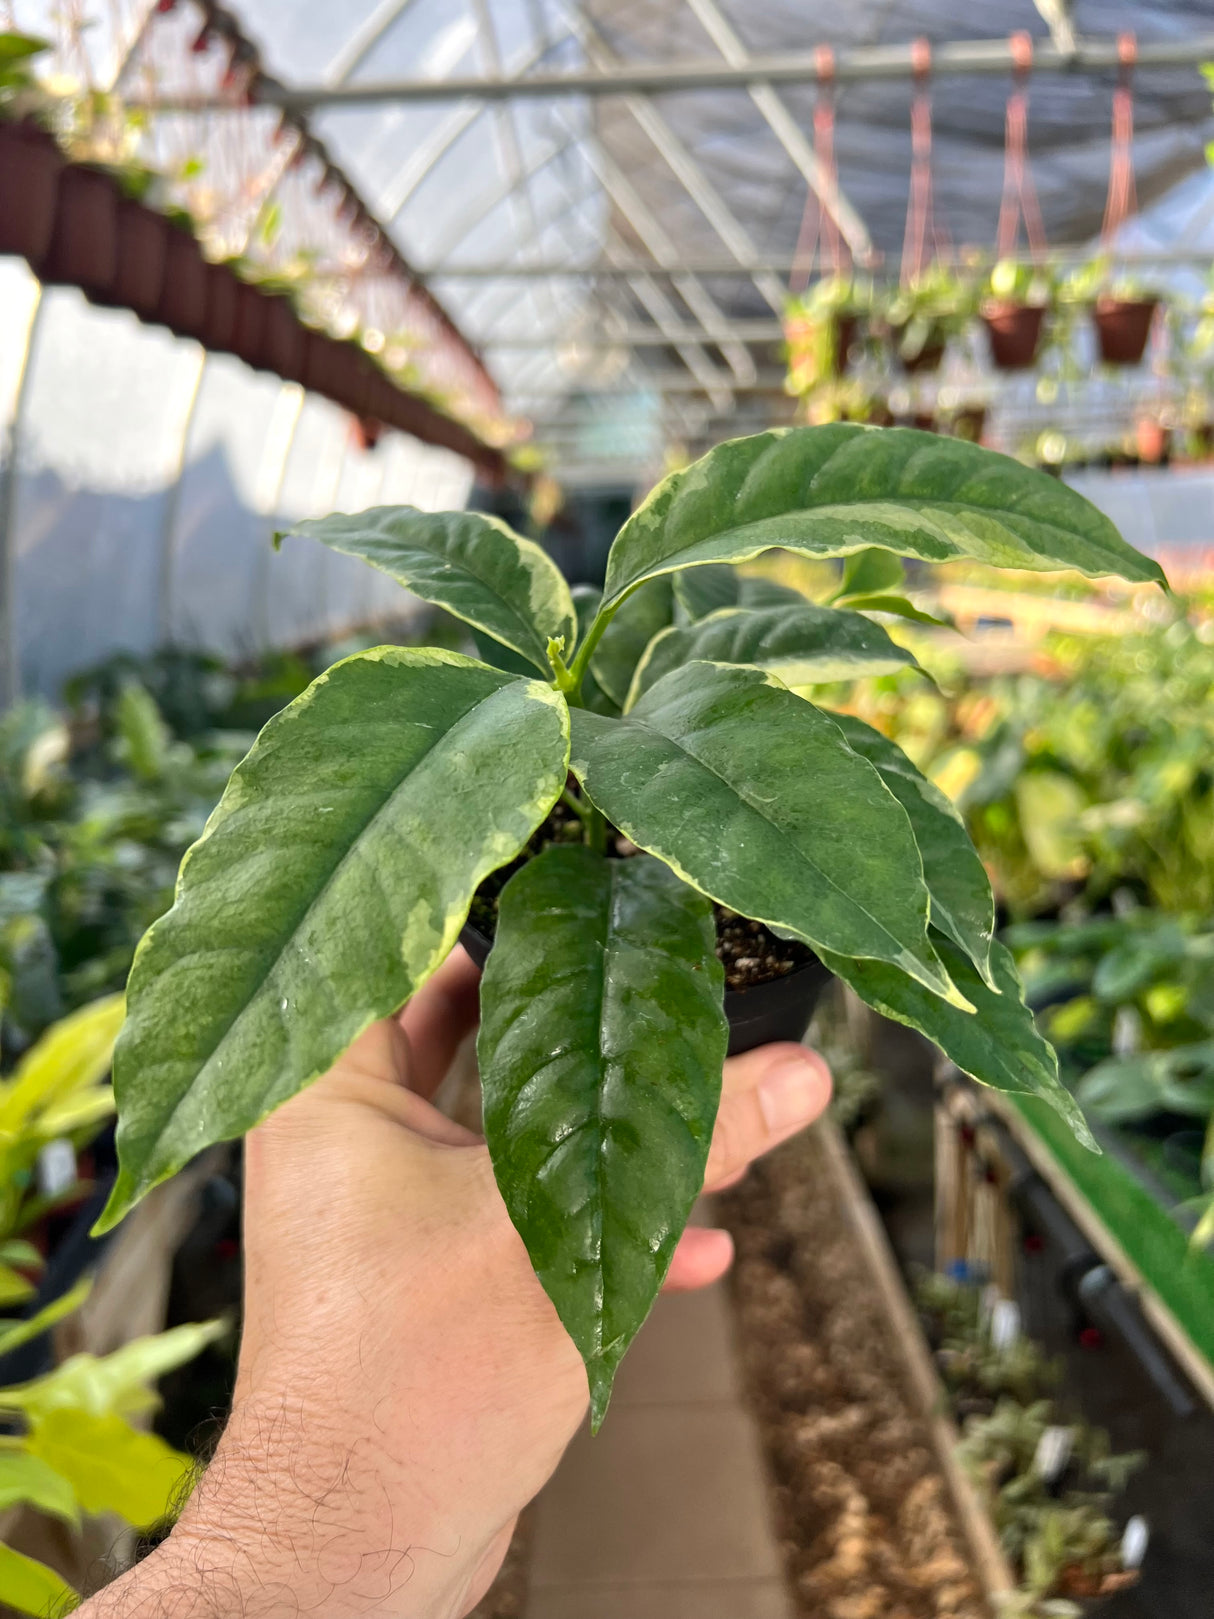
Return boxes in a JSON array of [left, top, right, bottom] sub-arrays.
[[835, 547, 906, 599], [0, 1541, 77, 1619], [0, 1266, 35, 1308], [97, 649, 570, 1231], [826, 713, 995, 985], [589, 577, 673, 709], [276, 508, 576, 676], [819, 936, 1097, 1150], [27, 1409, 193, 1530], [3, 1321, 228, 1422], [0, 1449, 79, 1524], [737, 577, 809, 609], [478, 846, 727, 1429], [570, 662, 961, 1002], [571, 586, 619, 716], [672, 564, 740, 621], [0, 1278, 91, 1358], [627, 603, 917, 707], [842, 593, 956, 628], [601, 426, 1165, 610]]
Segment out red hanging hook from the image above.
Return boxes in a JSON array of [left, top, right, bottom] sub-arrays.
[[901, 38, 950, 286], [1102, 32, 1139, 242], [996, 31, 1046, 262], [789, 45, 849, 292]]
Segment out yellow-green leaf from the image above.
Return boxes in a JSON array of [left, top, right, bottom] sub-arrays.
[[0, 1449, 79, 1524], [28, 1409, 194, 1530], [0, 1541, 78, 1617]]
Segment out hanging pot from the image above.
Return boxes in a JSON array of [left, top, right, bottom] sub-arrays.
[[232, 281, 269, 369], [834, 314, 858, 374], [201, 262, 239, 353], [90, 198, 168, 317], [951, 407, 987, 444], [1134, 418, 1170, 466], [260, 294, 307, 383], [1093, 298, 1157, 366], [981, 301, 1045, 371], [37, 164, 118, 294], [459, 921, 832, 1059], [0, 120, 63, 262], [157, 225, 210, 341]]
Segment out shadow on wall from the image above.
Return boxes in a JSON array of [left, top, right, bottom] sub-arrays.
[[14, 444, 413, 698]]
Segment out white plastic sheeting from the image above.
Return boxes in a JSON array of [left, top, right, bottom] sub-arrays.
[[2, 258, 472, 698]]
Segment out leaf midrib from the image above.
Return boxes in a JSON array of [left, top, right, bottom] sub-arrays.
[[141, 678, 520, 1164], [604, 705, 928, 967]]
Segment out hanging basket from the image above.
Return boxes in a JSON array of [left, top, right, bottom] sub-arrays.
[[1094, 298, 1157, 366], [201, 263, 239, 353], [981, 301, 1045, 371], [0, 120, 62, 262], [157, 225, 210, 341], [1134, 418, 1170, 465], [232, 282, 269, 369], [951, 406, 987, 444], [38, 164, 118, 294], [90, 199, 169, 318], [260, 294, 307, 383]]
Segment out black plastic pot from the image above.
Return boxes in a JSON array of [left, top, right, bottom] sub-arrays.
[[0, 120, 63, 261], [459, 923, 831, 1058], [37, 163, 118, 294]]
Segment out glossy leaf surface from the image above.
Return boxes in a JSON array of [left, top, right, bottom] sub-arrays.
[[820, 936, 1096, 1149], [843, 593, 955, 628], [99, 650, 569, 1229], [672, 564, 740, 621], [827, 713, 995, 984], [589, 576, 674, 708], [836, 546, 906, 599], [628, 603, 917, 706], [478, 845, 727, 1428], [601, 426, 1165, 608], [570, 662, 958, 1000], [277, 508, 576, 674]]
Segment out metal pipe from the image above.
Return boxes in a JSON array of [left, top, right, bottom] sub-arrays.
[[138, 34, 1214, 110], [156, 351, 209, 647], [482, 320, 786, 347], [0, 285, 44, 710]]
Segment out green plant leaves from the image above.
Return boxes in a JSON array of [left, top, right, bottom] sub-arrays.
[[572, 585, 619, 715], [835, 546, 906, 600], [28, 1409, 193, 1529], [601, 425, 1166, 610], [276, 508, 576, 675], [570, 662, 959, 1001], [478, 845, 727, 1429], [827, 713, 995, 985], [0, 1541, 77, 1619], [588, 576, 673, 709], [627, 603, 917, 706], [0, 1450, 78, 1523], [98, 649, 569, 1230], [820, 936, 1097, 1149]]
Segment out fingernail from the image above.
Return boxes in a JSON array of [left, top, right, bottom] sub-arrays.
[[758, 1057, 823, 1133]]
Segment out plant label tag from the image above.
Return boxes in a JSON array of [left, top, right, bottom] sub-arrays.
[[1121, 1515, 1149, 1570], [37, 1138, 77, 1199], [1112, 1005, 1142, 1057], [990, 1297, 1021, 1350], [1033, 1424, 1073, 1483]]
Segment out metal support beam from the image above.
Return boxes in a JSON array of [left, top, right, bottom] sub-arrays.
[[144, 34, 1214, 110], [0, 286, 43, 710], [682, 0, 873, 266], [324, 0, 422, 85], [484, 320, 785, 347], [511, 370, 788, 395]]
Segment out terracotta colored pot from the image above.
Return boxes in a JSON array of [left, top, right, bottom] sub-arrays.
[[232, 282, 268, 367], [1135, 418, 1171, 465], [0, 120, 62, 261], [38, 164, 118, 293], [201, 262, 239, 353], [352, 417, 383, 452], [91, 199, 168, 317], [260, 295, 307, 382], [158, 226, 210, 341], [1094, 298, 1158, 366], [981, 301, 1045, 371]]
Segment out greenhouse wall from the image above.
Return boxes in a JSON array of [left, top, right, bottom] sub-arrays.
[[0, 258, 473, 701]]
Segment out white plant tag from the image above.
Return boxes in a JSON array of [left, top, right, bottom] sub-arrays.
[[990, 1297, 1021, 1350], [1033, 1424, 1073, 1483], [1121, 1515, 1149, 1570], [36, 1139, 77, 1200], [1113, 1005, 1142, 1057]]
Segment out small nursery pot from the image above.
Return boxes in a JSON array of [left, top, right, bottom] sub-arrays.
[[0, 120, 62, 261], [459, 923, 832, 1059], [37, 163, 118, 294], [1134, 418, 1171, 466], [981, 301, 1045, 371], [951, 407, 986, 445], [157, 226, 210, 341], [1093, 298, 1157, 366], [90, 198, 168, 317]]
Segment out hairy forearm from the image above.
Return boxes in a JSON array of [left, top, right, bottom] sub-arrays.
[[77, 1399, 483, 1619]]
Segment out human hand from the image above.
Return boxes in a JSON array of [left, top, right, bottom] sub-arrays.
[[81, 947, 830, 1619]]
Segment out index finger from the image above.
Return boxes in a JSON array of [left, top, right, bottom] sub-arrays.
[[397, 943, 483, 1099]]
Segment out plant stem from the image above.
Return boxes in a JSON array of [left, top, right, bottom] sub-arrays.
[[566, 604, 615, 699], [585, 801, 608, 855], [560, 787, 592, 829]]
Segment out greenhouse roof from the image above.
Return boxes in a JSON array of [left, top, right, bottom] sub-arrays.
[[14, 0, 1214, 477]]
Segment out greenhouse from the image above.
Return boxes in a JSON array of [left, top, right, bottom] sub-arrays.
[[1, 2, 1214, 1616]]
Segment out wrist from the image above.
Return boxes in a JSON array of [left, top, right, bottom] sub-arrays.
[[78, 1396, 489, 1619]]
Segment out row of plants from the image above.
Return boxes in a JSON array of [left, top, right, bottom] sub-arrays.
[[850, 596, 1214, 1245], [916, 1270, 1145, 1616], [0, 994, 221, 1614]]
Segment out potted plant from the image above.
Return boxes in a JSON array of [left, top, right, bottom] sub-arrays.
[[1061, 258, 1161, 367], [91, 425, 1163, 1426], [156, 218, 210, 343], [882, 265, 975, 373], [784, 275, 873, 395], [37, 161, 118, 295], [0, 119, 61, 263], [980, 258, 1052, 371]]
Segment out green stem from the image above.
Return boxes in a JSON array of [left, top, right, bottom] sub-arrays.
[[566, 604, 615, 697], [585, 802, 608, 855], [560, 787, 592, 829]]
